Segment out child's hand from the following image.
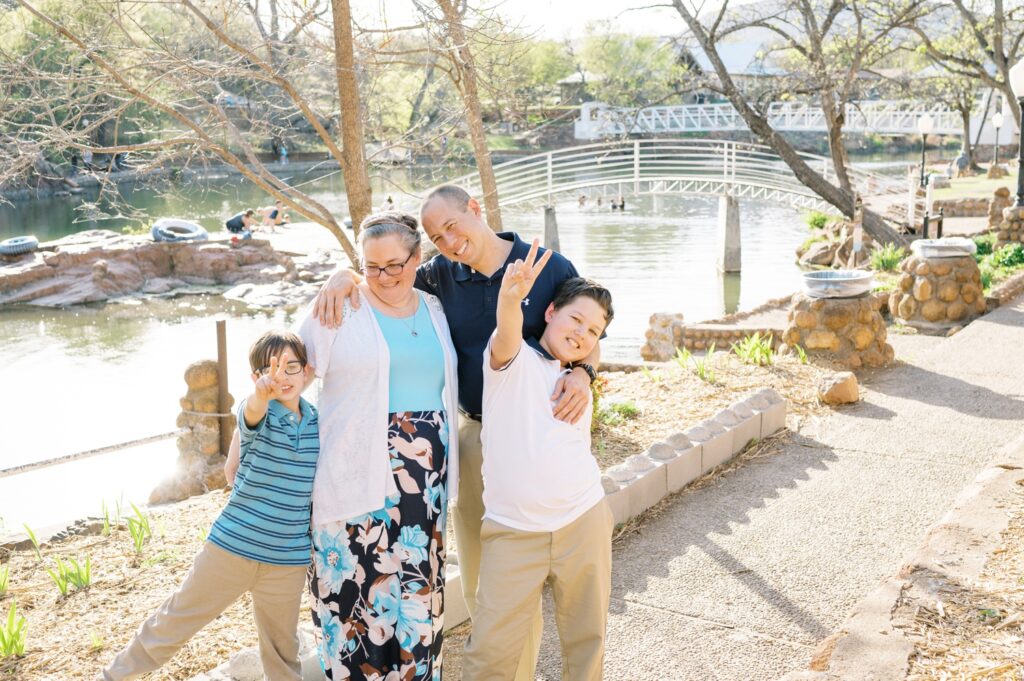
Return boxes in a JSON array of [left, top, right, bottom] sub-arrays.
[[252, 355, 287, 402], [499, 238, 553, 302]]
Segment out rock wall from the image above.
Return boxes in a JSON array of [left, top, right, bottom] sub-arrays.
[[887, 254, 985, 329], [932, 197, 989, 218], [151, 360, 233, 504], [796, 220, 875, 269], [0, 230, 296, 306], [681, 325, 782, 352], [780, 293, 893, 369]]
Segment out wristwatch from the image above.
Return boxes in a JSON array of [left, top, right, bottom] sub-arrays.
[[570, 362, 598, 384]]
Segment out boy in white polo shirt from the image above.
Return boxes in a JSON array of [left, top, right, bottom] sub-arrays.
[[463, 240, 614, 681]]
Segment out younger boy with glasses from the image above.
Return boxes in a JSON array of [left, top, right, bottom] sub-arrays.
[[100, 330, 319, 681]]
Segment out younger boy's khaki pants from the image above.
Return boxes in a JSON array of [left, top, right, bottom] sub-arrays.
[[462, 499, 614, 681], [102, 542, 306, 681]]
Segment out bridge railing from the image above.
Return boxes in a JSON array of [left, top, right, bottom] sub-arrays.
[[451, 138, 905, 211], [577, 100, 965, 139]]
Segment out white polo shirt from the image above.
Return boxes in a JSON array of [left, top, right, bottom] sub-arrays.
[[480, 336, 605, 533]]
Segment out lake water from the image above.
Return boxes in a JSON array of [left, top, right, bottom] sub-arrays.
[[1, 165, 815, 530]]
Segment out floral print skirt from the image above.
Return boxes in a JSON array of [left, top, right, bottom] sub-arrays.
[[310, 410, 448, 681]]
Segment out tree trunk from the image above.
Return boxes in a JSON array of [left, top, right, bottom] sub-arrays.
[[408, 61, 437, 131], [436, 1, 503, 232], [820, 91, 853, 192], [331, 0, 373, 234]]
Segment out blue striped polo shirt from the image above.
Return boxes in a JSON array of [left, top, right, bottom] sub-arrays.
[[208, 398, 319, 566]]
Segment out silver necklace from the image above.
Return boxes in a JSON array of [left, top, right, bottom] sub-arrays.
[[399, 306, 418, 337]]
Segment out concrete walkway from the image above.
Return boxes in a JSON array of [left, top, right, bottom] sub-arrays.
[[534, 295, 1024, 680]]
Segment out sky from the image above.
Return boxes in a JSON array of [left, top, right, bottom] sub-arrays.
[[352, 0, 695, 40]]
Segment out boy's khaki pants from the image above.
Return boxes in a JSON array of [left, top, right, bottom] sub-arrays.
[[454, 417, 544, 681], [102, 542, 306, 681], [462, 499, 614, 681]]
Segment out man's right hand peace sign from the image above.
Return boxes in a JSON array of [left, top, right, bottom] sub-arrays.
[[499, 238, 553, 302]]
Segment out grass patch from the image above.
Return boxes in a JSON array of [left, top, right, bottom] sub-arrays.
[[977, 243, 1024, 294], [869, 243, 907, 272], [595, 400, 641, 427], [930, 171, 1017, 200]]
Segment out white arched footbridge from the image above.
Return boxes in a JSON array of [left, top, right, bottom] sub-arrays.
[[574, 100, 978, 140], [452, 138, 905, 214]]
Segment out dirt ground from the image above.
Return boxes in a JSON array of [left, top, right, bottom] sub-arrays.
[[903, 483, 1024, 680], [0, 352, 832, 680]]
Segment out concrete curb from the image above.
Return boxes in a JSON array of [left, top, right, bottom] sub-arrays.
[[780, 434, 1024, 681]]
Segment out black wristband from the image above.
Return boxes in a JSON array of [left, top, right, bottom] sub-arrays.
[[571, 362, 598, 384]]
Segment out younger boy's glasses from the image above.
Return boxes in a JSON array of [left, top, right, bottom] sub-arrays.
[[258, 360, 305, 376]]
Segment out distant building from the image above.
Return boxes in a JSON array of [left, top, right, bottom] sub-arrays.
[[557, 71, 603, 105]]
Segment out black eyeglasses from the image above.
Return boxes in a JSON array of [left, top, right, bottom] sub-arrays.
[[259, 360, 305, 376], [362, 252, 414, 278]]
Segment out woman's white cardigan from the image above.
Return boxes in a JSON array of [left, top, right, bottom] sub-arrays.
[[297, 290, 459, 528]]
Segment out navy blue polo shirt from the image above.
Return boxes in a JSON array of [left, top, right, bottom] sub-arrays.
[[415, 232, 579, 416]]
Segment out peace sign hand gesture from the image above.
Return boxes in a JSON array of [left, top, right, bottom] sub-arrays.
[[499, 238, 553, 302], [252, 354, 288, 403]]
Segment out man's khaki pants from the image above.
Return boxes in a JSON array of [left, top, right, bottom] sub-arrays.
[[462, 500, 613, 681], [454, 417, 543, 681], [102, 542, 306, 681]]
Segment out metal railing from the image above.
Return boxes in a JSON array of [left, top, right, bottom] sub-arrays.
[[575, 100, 965, 139], [451, 138, 905, 214]]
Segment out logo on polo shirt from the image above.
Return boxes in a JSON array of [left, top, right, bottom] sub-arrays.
[[522, 298, 530, 306]]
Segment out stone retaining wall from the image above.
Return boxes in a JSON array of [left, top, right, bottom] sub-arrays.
[[932, 197, 988, 218], [681, 325, 783, 352]]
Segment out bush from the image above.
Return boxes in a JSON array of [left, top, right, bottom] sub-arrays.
[[991, 243, 1024, 268], [869, 243, 907, 272], [973, 233, 997, 259], [805, 211, 830, 230]]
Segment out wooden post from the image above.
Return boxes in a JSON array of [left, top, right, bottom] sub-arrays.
[[216, 320, 230, 457]]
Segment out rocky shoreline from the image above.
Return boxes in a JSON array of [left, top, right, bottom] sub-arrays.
[[0, 230, 337, 309]]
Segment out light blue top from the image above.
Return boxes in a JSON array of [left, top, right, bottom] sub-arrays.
[[373, 301, 445, 412], [207, 398, 319, 566]]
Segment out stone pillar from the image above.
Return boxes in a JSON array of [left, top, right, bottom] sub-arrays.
[[989, 187, 1012, 229], [888, 254, 985, 330], [150, 360, 235, 504], [640, 312, 684, 361], [781, 293, 893, 369], [716, 194, 741, 273], [997, 204, 1024, 248], [544, 206, 560, 252]]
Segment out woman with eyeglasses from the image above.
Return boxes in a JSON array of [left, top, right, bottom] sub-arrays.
[[296, 211, 459, 680]]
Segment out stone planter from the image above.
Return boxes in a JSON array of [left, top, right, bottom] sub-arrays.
[[998, 204, 1024, 249], [888, 254, 986, 330], [781, 292, 894, 369]]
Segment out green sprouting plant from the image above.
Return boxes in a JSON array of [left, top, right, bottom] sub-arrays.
[[640, 366, 662, 383], [731, 333, 775, 366], [101, 500, 111, 536], [672, 346, 692, 371], [127, 503, 152, 554], [46, 557, 73, 597], [805, 210, 830, 230], [196, 526, 208, 543], [869, 243, 907, 272], [0, 602, 27, 658], [973, 232, 997, 259], [90, 631, 105, 652], [22, 524, 42, 562], [692, 343, 716, 383], [794, 344, 808, 365], [66, 556, 91, 590], [0, 564, 8, 597], [595, 400, 641, 427]]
